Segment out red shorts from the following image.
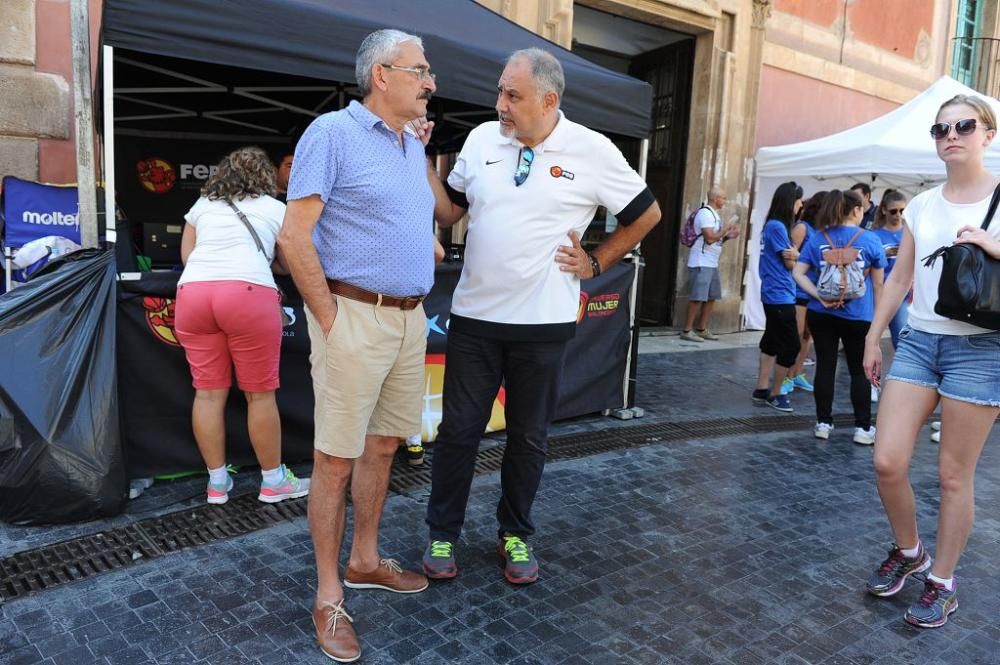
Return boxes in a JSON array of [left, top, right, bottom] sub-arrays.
[[174, 280, 282, 392]]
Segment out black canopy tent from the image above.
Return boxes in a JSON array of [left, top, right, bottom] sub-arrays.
[[100, 0, 653, 140], [96, 0, 652, 418]]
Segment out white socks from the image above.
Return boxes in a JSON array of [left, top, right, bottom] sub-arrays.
[[208, 465, 228, 486], [261, 465, 285, 486], [900, 544, 920, 558], [928, 573, 955, 591]]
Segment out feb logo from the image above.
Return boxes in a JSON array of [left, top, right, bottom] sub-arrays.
[[550, 165, 575, 180], [137, 158, 177, 194], [143, 297, 180, 346], [578, 291, 589, 324]]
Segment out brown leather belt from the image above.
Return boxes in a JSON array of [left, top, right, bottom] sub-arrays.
[[327, 279, 424, 310]]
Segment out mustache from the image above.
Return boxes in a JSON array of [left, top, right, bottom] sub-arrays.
[[418, 92, 433, 101]]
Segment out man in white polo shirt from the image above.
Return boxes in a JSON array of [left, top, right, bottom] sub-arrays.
[[420, 47, 660, 584], [681, 186, 739, 342]]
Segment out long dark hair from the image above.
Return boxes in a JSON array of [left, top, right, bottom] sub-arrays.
[[766, 181, 804, 230], [814, 189, 863, 231], [875, 189, 907, 228]]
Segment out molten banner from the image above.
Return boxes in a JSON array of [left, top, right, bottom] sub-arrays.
[[2, 176, 81, 247]]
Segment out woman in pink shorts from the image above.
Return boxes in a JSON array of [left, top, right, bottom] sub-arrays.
[[174, 146, 309, 505]]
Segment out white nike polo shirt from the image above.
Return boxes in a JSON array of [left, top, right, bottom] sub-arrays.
[[445, 112, 653, 341]]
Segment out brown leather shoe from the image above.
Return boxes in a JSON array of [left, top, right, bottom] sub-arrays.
[[343, 558, 429, 593], [312, 600, 360, 663]]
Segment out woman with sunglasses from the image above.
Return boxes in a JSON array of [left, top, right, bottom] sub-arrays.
[[752, 181, 802, 412], [793, 189, 885, 445], [862, 94, 1000, 628], [873, 189, 910, 349]]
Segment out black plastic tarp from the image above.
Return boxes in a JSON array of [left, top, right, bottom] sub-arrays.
[[102, 0, 653, 139], [0, 249, 126, 524]]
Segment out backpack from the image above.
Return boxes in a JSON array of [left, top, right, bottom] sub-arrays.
[[680, 205, 709, 248], [816, 229, 869, 302]]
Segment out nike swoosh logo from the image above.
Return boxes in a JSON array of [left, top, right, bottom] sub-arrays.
[[485, 159, 503, 165]]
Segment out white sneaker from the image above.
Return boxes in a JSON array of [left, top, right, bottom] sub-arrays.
[[871, 386, 879, 403], [814, 422, 834, 440], [931, 421, 941, 432], [931, 430, 941, 444], [853, 426, 876, 445]]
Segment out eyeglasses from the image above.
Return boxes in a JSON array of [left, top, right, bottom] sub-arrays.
[[886, 207, 904, 215], [514, 147, 534, 187], [380, 64, 436, 82], [930, 118, 979, 140]]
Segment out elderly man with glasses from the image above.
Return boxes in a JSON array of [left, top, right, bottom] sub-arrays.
[[418, 47, 661, 585], [278, 28, 438, 663]]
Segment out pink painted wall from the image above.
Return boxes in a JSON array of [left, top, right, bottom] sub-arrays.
[[35, 0, 103, 183], [775, 0, 935, 60], [755, 65, 900, 149]]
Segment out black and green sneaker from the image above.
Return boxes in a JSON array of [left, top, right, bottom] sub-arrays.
[[402, 435, 424, 466], [498, 535, 538, 584], [422, 540, 458, 579]]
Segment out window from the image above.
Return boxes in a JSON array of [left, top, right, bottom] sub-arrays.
[[952, 0, 983, 86]]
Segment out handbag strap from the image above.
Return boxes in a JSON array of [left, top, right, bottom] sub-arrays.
[[980, 182, 1000, 231], [924, 183, 1000, 268], [226, 199, 269, 258]]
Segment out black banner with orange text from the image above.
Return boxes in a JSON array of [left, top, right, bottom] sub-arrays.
[[118, 262, 634, 477]]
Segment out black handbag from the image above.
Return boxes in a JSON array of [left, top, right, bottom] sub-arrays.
[[922, 183, 1000, 330]]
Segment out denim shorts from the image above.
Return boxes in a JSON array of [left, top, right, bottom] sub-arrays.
[[886, 325, 1000, 406]]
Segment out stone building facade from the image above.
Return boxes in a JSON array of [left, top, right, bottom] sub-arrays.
[[0, 0, 101, 184]]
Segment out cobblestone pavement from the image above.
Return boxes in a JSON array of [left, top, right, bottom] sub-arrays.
[[3, 342, 999, 664]]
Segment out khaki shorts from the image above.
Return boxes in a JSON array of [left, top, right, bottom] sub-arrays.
[[305, 296, 427, 458]]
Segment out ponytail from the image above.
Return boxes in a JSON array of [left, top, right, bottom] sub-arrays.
[[814, 189, 863, 230]]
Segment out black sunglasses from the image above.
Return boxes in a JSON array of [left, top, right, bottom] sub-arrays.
[[886, 207, 904, 215], [930, 118, 978, 140], [514, 147, 534, 187]]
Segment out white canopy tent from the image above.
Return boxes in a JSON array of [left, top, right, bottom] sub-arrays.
[[744, 76, 1000, 329]]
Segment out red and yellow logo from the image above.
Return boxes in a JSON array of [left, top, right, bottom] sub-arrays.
[[143, 296, 180, 346], [550, 166, 563, 178], [421, 353, 506, 441], [582, 292, 621, 319], [577, 291, 589, 324], [137, 157, 177, 194]]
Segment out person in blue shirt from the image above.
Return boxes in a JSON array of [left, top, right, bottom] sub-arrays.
[[852, 182, 877, 229], [780, 191, 826, 396], [793, 188, 885, 445], [752, 181, 803, 412], [873, 189, 909, 348]]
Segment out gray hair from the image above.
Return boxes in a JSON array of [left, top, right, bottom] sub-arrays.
[[356, 29, 424, 97], [507, 48, 565, 105]]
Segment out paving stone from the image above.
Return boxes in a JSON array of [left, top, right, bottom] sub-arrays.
[[3, 345, 1000, 663]]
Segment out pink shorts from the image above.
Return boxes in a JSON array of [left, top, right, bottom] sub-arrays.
[[174, 280, 282, 392]]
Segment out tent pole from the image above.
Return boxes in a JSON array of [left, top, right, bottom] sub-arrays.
[[103, 45, 117, 244], [70, 0, 98, 248], [622, 137, 650, 410]]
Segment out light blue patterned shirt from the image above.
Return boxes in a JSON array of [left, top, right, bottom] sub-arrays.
[[287, 101, 435, 296]]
